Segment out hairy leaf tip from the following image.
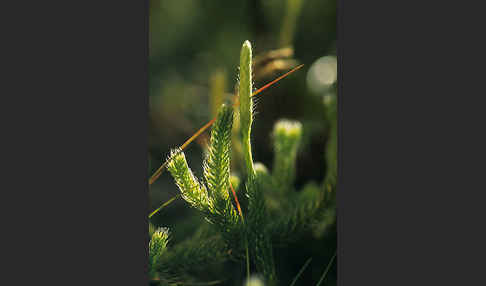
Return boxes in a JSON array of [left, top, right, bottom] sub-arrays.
[[245, 275, 265, 286], [274, 120, 302, 139], [149, 227, 170, 269], [167, 149, 210, 211], [254, 162, 269, 175], [272, 120, 303, 190], [204, 103, 234, 203]]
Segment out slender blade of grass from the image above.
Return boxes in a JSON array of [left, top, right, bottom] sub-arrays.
[[148, 65, 304, 186], [229, 179, 243, 219], [149, 118, 216, 186], [289, 257, 313, 286], [316, 251, 337, 286], [148, 194, 180, 218], [251, 64, 304, 97]]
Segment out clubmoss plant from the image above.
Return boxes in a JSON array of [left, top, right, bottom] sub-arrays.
[[150, 40, 337, 285], [167, 104, 241, 231]]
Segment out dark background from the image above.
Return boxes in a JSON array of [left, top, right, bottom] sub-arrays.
[[149, 0, 337, 284]]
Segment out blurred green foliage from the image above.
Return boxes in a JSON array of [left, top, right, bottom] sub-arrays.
[[149, 0, 337, 285]]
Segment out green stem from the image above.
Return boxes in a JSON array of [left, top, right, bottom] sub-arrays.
[[148, 194, 180, 218], [239, 40, 255, 177]]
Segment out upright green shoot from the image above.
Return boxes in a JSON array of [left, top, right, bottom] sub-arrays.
[[239, 40, 277, 285], [239, 40, 255, 177], [272, 120, 303, 192]]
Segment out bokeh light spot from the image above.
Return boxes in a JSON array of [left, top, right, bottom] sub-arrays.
[[306, 56, 337, 94]]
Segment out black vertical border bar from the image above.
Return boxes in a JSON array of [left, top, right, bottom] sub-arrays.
[[336, 0, 486, 285], [143, 0, 150, 282], [3, 0, 150, 284]]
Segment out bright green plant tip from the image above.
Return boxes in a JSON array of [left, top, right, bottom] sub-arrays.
[[245, 275, 266, 286], [167, 105, 240, 227], [149, 227, 170, 256], [274, 120, 302, 140], [204, 104, 234, 203], [239, 40, 255, 177], [149, 227, 170, 278], [272, 120, 303, 190], [166, 149, 211, 212], [229, 174, 240, 191], [203, 104, 240, 226]]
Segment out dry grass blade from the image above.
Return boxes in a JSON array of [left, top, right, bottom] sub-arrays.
[[251, 64, 304, 97], [229, 179, 243, 219], [149, 118, 216, 186], [148, 64, 304, 186]]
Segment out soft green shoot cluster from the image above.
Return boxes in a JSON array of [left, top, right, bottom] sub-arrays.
[[245, 275, 266, 286], [149, 227, 170, 279], [230, 174, 241, 192], [167, 104, 240, 230], [149, 227, 169, 258], [203, 104, 233, 203], [272, 120, 303, 191], [166, 149, 211, 212]]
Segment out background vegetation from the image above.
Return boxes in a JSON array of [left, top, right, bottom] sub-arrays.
[[149, 0, 337, 285]]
